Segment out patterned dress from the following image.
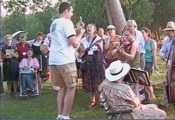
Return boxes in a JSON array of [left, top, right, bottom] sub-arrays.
[[80, 36, 105, 93], [99, 80, 166, 119]]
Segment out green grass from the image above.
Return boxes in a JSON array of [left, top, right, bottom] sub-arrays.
[[1, 58, 175, 119]]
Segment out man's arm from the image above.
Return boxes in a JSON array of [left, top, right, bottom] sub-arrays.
[[69, 28, 84, 48], [159, 39, 168, 61]]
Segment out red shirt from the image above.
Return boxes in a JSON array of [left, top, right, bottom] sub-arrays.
[[16, 43, 31, 62]]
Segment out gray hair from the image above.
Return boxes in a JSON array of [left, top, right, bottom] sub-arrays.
[[4, 34, 13, 40], [127, 19, 137, 27], [20, 34, 27, 41]]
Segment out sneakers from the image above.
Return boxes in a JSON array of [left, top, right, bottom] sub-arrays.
[[56, 115, 63, 119], [56, 115, 70, 119], [53, 86, 60, 91]]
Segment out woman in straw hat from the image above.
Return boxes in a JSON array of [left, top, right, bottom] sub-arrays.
[[99, 60, 167, 119]]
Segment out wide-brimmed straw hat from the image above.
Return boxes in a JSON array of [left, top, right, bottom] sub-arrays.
[[105, 60, 130, 82], [163, 21, 175, 31]]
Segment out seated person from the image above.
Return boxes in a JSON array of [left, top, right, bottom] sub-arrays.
[[19, 49, 40, 95], [98, 60, 166, 119]]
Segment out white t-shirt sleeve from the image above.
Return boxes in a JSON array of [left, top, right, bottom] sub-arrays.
[[64, 20, 76, 38]]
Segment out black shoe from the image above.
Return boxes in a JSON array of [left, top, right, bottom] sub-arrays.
[[158, 104, 167, 110], [142, 99, 151, 104]]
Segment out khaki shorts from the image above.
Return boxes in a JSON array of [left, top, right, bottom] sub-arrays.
[[50, 63, 77, 88]]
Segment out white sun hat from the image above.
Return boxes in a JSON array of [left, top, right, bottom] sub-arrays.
[[105, 60, 130, 81], [163, 21, 175, 31], [107, 25, 116, 30]]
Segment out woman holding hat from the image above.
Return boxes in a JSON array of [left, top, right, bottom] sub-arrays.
[[99, 60, 167, 119]]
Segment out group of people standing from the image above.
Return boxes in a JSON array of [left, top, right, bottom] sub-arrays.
[[48, 2, 171, 119], [0, 1, 174, 119], [1, 32, 51, 96]]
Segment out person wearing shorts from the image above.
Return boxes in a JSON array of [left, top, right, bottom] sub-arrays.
[[49, 2, 85, 119]]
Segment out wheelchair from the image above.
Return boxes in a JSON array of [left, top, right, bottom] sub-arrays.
[[18, 70, 41, 98]]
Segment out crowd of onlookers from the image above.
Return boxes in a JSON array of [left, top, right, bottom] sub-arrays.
[[0, 16, 173, 119], [0, 32, 51, 97], [0, 19, 162, 102]]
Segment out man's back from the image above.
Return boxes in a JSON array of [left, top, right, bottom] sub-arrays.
[[49, 18, 76, 65]]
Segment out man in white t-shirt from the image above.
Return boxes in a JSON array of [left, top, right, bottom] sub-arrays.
[[49, 2, 85, 119]]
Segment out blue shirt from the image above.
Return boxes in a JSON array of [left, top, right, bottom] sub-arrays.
[[145, 39, 155, 62], [135, 30, 146, 54], [159, 36, 173, 59]]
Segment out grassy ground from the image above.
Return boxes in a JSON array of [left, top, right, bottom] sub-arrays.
[[1, 58, 175, 119]]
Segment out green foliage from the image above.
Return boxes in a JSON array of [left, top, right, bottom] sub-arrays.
[[2, 13, 26, 37], [3, 0, 28, 15], [2, 1, 60, 39], [122, 0, 155, 27], [33, 6, 59, 34], [2, 0, 175, 38], [151, 0, 175, 30], [73, 0, 108, 28], [24, 16, 44, 39]]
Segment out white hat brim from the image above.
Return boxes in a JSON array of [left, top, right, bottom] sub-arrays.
[[105, 63, 130, 81], [163, 28, 175, 31]]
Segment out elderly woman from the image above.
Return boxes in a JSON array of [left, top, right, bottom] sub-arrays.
[[19, 49, 40, 95], [16, 34, 31, 62], [1, 34, 19, 95], [99, 60, 167, 119], [78, 24, 105, 107]]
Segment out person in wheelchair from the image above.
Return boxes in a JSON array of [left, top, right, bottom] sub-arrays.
[[19, 49, 40, 95], [99, 60, 166, 119]]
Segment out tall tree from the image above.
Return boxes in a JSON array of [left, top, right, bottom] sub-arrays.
[[105, 0, 126, 34]]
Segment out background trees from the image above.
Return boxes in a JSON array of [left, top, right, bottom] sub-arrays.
[[1, 0, 175, 40]]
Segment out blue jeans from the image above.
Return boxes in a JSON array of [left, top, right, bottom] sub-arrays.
[[21, 73, 36, 92]]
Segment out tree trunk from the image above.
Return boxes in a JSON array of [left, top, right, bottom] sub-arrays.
[[105, 0, 126, 35]]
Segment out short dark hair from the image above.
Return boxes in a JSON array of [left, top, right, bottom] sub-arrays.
[[140, 27, 152, 38], [37, 32, 44, 37], [59, 2, 71, 14]]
